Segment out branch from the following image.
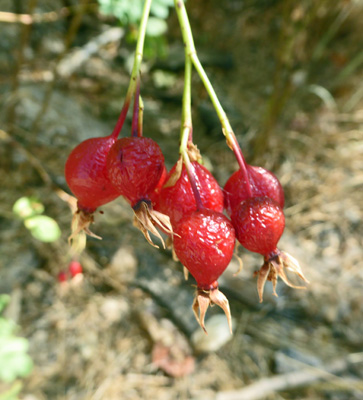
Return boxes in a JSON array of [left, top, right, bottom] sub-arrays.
[[216, 353, 363, 400]]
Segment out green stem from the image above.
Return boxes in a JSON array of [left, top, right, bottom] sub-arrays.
[[179, 47, 203, 210], [138, 95, 144, 137], [131, 77, 141, 137], [174, 0, 252, 198], [111, 0, 152, 139], [179, 56, 192, 154]]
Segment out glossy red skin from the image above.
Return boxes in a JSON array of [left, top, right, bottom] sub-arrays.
[[153, 162, 224, 225], [224, 165, 285, 216], [107, 137, 165, 207], [173, 209, 235, 289], [68, 261, 83, 277], [148, 164, 168, 205], [65, 136, 121, 212], [231, 196, 285, 256]]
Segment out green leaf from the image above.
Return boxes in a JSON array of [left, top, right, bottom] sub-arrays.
[[0, 337, 33, 382], [146, 17, 168, 37], [12, 197, 44, 220], [150, 1, 170, 19], [24, 216, 61, 243]]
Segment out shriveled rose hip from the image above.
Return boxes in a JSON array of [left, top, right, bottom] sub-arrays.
[[154, 161, 224, 226], [173, 208, 235, 333]]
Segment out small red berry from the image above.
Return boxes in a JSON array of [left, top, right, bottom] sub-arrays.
[[231, 196, 285, 256], [68, 260, 83, 277], [57, 271, 68, 283], [106, 137, 165, 207], [173, 209, 235, 289], [154, 161, 224, 226], [65, 136, 121, 212], [224, 165, 285, 216]]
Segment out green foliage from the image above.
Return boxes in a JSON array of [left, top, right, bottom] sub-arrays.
[[23, 216, 61, 243], [12, 197, 61, 243], [0, 295, 33, 384], [98, 0, 174, 25], [98, 0, 174, 29], [98, 0, 181, 59], [12, 197, 44, 219]]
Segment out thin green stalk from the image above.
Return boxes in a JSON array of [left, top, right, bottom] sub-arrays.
[[174, 0, 252, 198], [111, 0, 152, 139], [179, 55, 192, 154], [131, 77, 141, 137], [179, 51, 203, 209]]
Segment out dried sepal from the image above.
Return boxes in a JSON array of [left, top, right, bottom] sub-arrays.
[[68, 209, 101, 253], [254, 250, 309, 302], [192, 291, 210, 334], [133, 200, 173, 249], [192, 287, 232, 334], [232, 250, 244, 276], [164, 157, 183, 188], [187, 142, 202, 163]]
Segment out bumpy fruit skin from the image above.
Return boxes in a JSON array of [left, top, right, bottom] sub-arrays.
[[65, 136, 121, 212], [106, 137, 165, 206], [148, 164, 168, 205], [231, 196, 285, 256], [153, 162, 224, 225], [224, 165, 285, 215], [173, 209, 235, 289]]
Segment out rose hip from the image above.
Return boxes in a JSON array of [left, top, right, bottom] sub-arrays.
[[153, 161, 224, 226], [107, 136, 165, 207], [224, 165, 285, 216], [65, 136, 121, 213], [173, 208, 235, 332], [231, 196, 308, 301]]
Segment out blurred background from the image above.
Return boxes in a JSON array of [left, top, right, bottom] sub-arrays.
[[0, 0, 362, 399]]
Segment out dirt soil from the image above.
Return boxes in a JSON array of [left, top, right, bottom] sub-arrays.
[[0, 1, 362, 399]]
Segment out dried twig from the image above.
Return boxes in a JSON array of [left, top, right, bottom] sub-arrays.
[[216, 353, 363, 400]]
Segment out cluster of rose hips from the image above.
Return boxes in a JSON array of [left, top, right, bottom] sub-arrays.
[[64, 82, 308, 333]]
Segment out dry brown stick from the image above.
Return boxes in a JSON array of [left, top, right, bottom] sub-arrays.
[[6, 0, 38, 125], [0, 9, 68, 24], [0, 4, 98, 24], [30, 0, 90, 134], [216, 353, 363, 400]]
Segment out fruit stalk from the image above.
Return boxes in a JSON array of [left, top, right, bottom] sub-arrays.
[[131, 76, 141, 137], [111, 0, 152, 139], [174, 0, 252, 198], [179, 46, 204, 210]]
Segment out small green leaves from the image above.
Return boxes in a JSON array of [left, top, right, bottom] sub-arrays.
[[98, 0, 175, 33], [146, 17, 168, 37], [12, 197, 44, 219], [0, 296, 33, 384], [12, 197, 61, 243], [24, 216, 61, 243]]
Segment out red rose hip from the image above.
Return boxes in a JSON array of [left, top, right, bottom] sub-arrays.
[[154, 160, 224, 226], [65, 136, 121, 213], [173, 208, 235, 333], [224, 165, 285, 216], [107, 136, 165, 206], [231, 196, 285, 256]]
